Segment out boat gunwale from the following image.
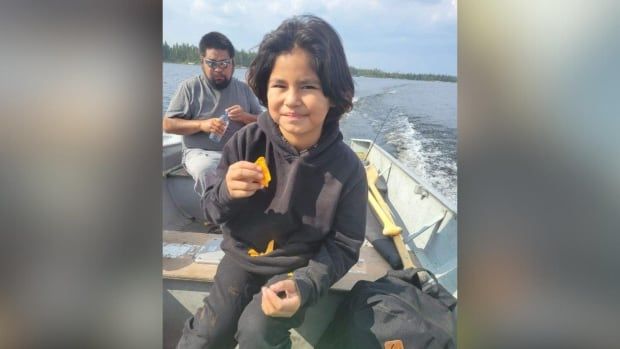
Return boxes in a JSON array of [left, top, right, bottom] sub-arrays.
[[351, 138, 457, 215]]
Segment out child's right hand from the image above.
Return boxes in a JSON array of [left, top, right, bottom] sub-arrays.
[[225, 161, 264, 198]]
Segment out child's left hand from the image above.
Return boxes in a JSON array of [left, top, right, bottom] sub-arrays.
[[261, 279, 301, 317]]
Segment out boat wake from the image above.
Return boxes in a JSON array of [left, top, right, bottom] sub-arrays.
[[342, 84, 457, 205]]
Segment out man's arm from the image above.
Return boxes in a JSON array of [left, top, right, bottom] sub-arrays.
[[227, 86, 263, 124], [225, 105, 258, 124], [163, 80, 226, 135], [240, 112, 258, 124], [162, 116, 226, 136]]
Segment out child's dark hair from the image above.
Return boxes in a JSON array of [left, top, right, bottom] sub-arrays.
[[247, 15, 354, 121], [199, 32, 235, 59]]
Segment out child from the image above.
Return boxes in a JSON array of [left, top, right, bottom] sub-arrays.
[[177, 15, 368, 349]]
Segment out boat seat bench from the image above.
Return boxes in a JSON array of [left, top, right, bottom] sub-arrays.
[[162, 230, 392, 291]]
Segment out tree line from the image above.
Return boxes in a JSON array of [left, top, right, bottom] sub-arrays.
[[348, 67, 456, 83], [162, 42, 257, 66], [163, 42, 456, 82]]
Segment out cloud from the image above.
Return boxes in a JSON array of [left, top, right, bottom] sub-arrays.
[[191, 0, 206, 13], [163, 0, 456, 74]]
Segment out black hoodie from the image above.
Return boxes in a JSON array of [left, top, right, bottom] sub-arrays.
[[203, 111, 368, 307]]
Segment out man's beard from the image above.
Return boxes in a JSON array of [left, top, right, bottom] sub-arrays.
[[205, 66, 234, 90], [209, 76, 232, 90]]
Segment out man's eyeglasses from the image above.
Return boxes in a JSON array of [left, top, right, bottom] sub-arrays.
[[202, 58, 232, 69]]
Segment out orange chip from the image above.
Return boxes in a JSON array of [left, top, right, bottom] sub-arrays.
[[248, 239, 275, 257], [254, 156, 271, 188]]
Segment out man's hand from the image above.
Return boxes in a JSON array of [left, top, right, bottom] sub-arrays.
[[200, 117, 226, 135], [225, 161, 264, 198], [261, 280, 301, 318], [226, 105, 252, 123]]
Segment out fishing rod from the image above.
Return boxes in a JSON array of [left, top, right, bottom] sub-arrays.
[[363, 106, 395, 162]]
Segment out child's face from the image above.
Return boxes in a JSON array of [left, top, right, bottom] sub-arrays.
[[267, 47, 331, 151]]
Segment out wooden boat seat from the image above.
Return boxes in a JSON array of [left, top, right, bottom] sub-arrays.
[[163, 230, 392, 292]]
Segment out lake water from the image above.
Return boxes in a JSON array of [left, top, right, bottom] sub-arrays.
[[163, 63, 457, 205]]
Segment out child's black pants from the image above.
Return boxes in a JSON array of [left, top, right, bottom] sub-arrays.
[[176, 254, 307, 349]]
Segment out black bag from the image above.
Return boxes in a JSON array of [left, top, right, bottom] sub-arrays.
[[316, 268, 457, 349]]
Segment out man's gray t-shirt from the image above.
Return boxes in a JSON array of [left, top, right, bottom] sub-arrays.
[[165, 74, 262, 151]]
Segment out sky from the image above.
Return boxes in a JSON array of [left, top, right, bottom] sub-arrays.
[[163, 0, 456, 75]]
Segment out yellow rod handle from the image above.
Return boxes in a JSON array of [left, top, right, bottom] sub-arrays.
[[393, 234, 415, 269], [366, 165, 394, 219], [366, 163, 416, 269], [368, 192, 401, 237], [367, 191, 416, 269], [369, 181, 394, 220]]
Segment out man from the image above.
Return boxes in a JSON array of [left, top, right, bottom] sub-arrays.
[[163, 32, 262, 198]]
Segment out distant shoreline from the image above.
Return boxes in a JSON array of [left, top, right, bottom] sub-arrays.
[[163, 42, 455, 83], [163, 60, 456, 83]]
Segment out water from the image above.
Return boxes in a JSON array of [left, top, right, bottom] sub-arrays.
[[163, 62, 457, 205]]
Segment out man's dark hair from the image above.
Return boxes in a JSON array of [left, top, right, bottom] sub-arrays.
[[199, 32, 235, 58], [247, 15, 354, 121]]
